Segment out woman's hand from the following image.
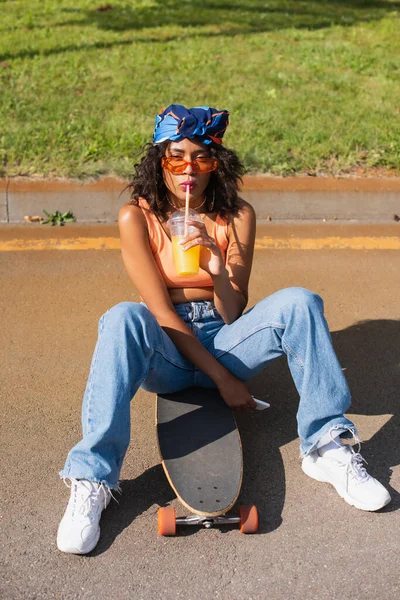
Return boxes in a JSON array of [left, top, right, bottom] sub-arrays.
[[180, 220, 225, 276], [216, 374, 257, 412]]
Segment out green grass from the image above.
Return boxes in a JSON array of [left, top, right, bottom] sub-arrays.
[[1, 0, 400, 177]]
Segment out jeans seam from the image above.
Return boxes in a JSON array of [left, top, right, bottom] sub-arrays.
[[128, 345, 154, 395], [282, 339, 305, 370], [86, 314, 106, 435], [214, 322, 285, 359], [153, 347, 195, 371]]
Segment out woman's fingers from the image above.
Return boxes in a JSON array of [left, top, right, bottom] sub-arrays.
[[186, 219, 206, 231], [181, 237, 215, 251], [179, 232, 203, 244], [180, 223, 206, 242], [180, 230, 218, 251], [234, 402, 255, 412], [180, 220, 220, 251]]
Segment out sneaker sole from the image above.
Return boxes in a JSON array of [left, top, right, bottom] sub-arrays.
[[57, 528, 101, 555], [301, 459, 391, 512]]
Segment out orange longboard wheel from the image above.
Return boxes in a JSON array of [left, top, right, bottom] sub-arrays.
[[239, 505, 259, 534], [158, 506, 176, 536]]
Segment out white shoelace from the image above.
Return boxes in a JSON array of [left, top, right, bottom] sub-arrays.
[[349, 452, 370, 482], [326, 428, 370, 482], [63, 478, 114, 517], [79, 483, 109, 517]]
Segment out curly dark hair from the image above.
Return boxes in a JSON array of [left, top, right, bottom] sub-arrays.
[[127, 140, 245, 220]]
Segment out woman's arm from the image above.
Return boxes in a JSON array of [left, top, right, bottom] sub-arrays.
[[181, 201, 256, 324], [212, 201, 256, 323], [118, 204, 256, 410]]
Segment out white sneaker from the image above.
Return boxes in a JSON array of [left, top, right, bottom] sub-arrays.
[[302, 444, 391, 511], [57, 479, 112, 554]]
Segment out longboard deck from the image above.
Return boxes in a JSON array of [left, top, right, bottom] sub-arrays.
[[156, 387, 243, 517]]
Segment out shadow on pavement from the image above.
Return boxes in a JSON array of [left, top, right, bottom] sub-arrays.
[[91, 464, 175, 556], [332, 319, 400, 510], [88, 318, 399, 553], [246, 318, 400, 512]]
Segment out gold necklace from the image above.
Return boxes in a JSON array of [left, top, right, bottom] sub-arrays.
[[166, 194, 207, 212]]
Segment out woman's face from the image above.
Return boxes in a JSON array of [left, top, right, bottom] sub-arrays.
[[162, 138, 213, 206]]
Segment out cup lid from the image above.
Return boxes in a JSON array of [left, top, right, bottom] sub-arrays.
[[167, 209, 203, 224]]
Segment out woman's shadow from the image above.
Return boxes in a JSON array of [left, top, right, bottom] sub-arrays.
[[331, 319, 400, 500], [93, 318, 399, 555]]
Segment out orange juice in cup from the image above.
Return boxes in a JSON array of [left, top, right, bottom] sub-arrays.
[[168, 210, 202, 276], [171, 236, 200, 276]]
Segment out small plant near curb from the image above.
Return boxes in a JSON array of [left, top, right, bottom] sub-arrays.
[[41, 210, 76, 226]]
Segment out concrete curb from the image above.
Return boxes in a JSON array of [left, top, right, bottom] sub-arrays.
[[1, 176, 400, 223]]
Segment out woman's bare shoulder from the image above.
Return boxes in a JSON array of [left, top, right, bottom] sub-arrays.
[[226, 198, 256, 232], [235, 198, 256, 220], [118, 201, 147, 229]]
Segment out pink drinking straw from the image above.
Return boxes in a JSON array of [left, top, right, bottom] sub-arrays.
[[184, 184, 190, 237]]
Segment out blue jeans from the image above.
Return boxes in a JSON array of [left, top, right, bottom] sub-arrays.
[[60, 287, 355, 488]]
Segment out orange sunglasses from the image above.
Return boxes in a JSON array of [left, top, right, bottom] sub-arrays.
[[162, 156, 218, 174]]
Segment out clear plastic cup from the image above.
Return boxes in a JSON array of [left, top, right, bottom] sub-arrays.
[[168, 209, 203, 276]]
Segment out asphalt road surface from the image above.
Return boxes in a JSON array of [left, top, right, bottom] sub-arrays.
[[1, 223, 399, 600]]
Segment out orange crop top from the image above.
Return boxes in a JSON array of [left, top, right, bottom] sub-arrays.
[[138, 198, 229, 289]]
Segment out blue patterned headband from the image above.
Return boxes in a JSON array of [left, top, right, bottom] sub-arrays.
[[153, 104, 229, 145]]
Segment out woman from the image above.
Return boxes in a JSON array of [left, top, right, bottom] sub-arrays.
[[57, 104, 391, 554]]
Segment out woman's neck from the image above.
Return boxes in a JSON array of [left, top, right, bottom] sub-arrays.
[[166, 192, 207, 212]]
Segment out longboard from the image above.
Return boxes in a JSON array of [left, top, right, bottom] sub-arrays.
[[156, 387, 258, 535]]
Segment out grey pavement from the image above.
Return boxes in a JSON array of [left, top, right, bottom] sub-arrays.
[[1, 177, 400, 223], [1, 225, 399, 599]]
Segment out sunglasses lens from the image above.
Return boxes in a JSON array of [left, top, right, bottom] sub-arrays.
[[162, 157, 218, 174], [162, 157, 187, 173], [193, 158, 218, 173]]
